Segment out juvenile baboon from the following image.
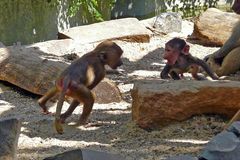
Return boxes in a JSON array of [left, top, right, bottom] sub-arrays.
[[161, 38, 218, 80], [38, 40, 123, 134]]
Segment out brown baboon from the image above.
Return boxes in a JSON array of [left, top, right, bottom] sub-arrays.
[[205, 0, 240, 76], [38, 40, 123, 134], [161, 38, 218, 80]]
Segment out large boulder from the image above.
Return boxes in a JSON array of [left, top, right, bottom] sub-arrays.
[[58, 18, 152, 43], [153, 12, 182, 34], [190, 8, 240, 46], [131, 80, 240, 130], [0, 118, 21, 160]]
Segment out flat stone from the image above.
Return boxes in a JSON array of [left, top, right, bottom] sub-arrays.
[[228, 121, 240, 136], [131, 80, 240, 130], [58, 18, 152, 43], [204, 131, 239, 152], [200, 130, 240, 160], [44, 149, 124, 160], [166, 155, 198, 160], [82, 149, 124, 160], [29, 39, 75, 56]]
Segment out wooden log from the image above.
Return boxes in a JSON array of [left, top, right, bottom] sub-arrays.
[[131, 80, 240, 130], [0, 41, 122, 104], [58, 18, 152, 43], [189, 8, 240, 46]]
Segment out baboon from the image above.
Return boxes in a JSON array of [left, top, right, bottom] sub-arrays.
[[38, 40, 123, 134], [161, 38, 218, 80], [205, 0, 240, 76], [204, 0, 240, 128]]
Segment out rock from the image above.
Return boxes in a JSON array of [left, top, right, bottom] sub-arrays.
[[29, 39, 76, 56], [227, 121, 240, 136], [0, 82, 13, 93], [153, 12, 182, 34], [0, 42, 5, 48], [58, 18, 152, 43], [166, 155, 198, 160], [0, 118, 21, 160], [67, 78, 122, 104], [131, 80, 240, 130], [140, 17, 155, 30], [190, 8, 240, 46], [0, 42, 122, 104], [44, 149, 124, 160], [200, 129, 240, 160], [204, 131, 239, 152], [92, 78, 122, 104]]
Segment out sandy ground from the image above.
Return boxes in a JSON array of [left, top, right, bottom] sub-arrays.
[[0, 20, 229, 160]]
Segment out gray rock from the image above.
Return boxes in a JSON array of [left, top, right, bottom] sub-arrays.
[[82, 149, 124, 160], [205, 131, 239, 152], [153, 12, 182, 34], [227, 121, 240, 136], [200, 130, 240, 160], [0, 42, 5, 48], [44, 149, 83, 160], [0, 118, 21, 160], [166, 155, 198, 160], [44, 149, 124, 160]]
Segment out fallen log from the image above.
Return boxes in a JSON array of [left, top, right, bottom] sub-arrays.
[[189, 8, 240, 46], [131, 80, 240, 130], [0, 41, 122, 104]]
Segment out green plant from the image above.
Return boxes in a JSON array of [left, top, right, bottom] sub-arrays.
[[164, 0, 220, 18], [67, 0, 115, 21]]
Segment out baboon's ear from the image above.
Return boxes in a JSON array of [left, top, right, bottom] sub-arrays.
[[99, 52, 107, 63]]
